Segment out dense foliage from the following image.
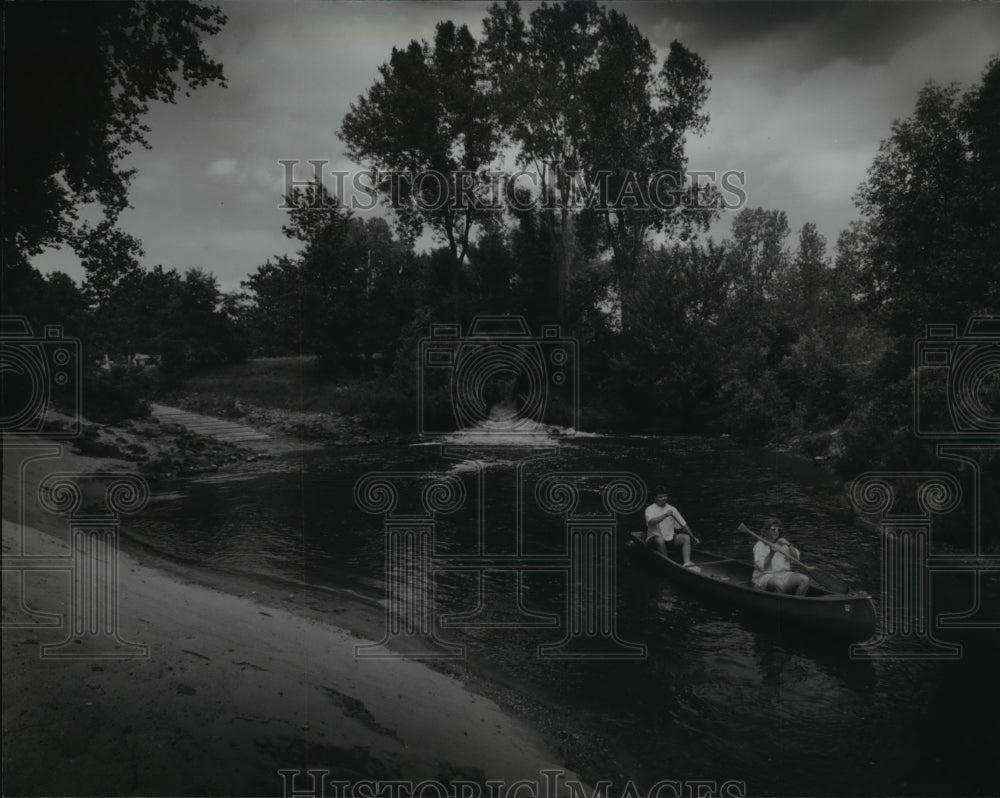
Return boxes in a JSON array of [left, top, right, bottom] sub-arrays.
[[5, 0, 996, 531], [2, 0, 232, 421], [234, 41, 1000, 542], [3, 1, 227, 271]]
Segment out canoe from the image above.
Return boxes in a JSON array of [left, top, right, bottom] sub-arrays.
[[628, 531, 877, 642]]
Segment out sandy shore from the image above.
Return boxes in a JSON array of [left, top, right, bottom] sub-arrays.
[[2, 436, 583, 797]]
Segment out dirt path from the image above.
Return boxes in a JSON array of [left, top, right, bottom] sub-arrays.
[[149, 402, 317, 453]]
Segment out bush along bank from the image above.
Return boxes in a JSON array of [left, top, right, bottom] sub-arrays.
[[41, 412, 270, 480]]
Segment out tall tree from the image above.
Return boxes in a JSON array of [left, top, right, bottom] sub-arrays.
[[853, 56, 1000, 341], [3, 1, 227, 276], [78, 222, 146, 308], [339, 21, 502, 312], [790, 223, 828, 305], [724, 207, 792, 301], [482, 0, 714, 325], [89, 264, 243, 374], [832, 56, 1000, 491], [237, 256, 307, 357], [241, 181, 416, 369]]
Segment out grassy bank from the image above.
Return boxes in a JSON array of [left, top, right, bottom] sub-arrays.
[[159, 357, 413, 444]]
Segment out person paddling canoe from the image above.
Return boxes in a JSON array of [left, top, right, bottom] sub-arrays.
[[752, 518, 810, 595], [644, 486, 701, 573]]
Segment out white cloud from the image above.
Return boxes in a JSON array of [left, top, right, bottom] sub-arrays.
[[206, 159, 239, 178], [30, 1, 1000, 288]]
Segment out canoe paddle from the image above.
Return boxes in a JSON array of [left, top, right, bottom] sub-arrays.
[[738, 522, 856, 595]]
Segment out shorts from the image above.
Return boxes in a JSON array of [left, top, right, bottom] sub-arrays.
[[646, 532, 676, 546], [754, 571, 797, 591]]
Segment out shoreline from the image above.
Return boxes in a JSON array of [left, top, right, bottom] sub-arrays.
[[2, 400, 904, 796], [2, 429, 586, 797]]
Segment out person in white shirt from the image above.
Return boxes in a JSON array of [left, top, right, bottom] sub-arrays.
[[752, 518, 810, 595], [644, 486, 701, 572]]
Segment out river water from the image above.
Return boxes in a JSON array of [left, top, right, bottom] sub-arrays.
[[127, 433, 998, 797]]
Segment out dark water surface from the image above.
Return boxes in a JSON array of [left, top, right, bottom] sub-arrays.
[[128, 434, 999, 797]]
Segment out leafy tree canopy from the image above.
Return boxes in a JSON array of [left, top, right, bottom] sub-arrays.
[[3, 1, 227, 269], [853, 55, 1000, 340], [482, 0, 715, 321], [339, 18, 501, 293]]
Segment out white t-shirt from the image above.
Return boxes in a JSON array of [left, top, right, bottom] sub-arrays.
[[753, 539, 798, 585], [644, 502, 687, 542]]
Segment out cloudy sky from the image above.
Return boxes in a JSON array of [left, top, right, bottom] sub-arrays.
[[34, 1, 1000, 292]]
